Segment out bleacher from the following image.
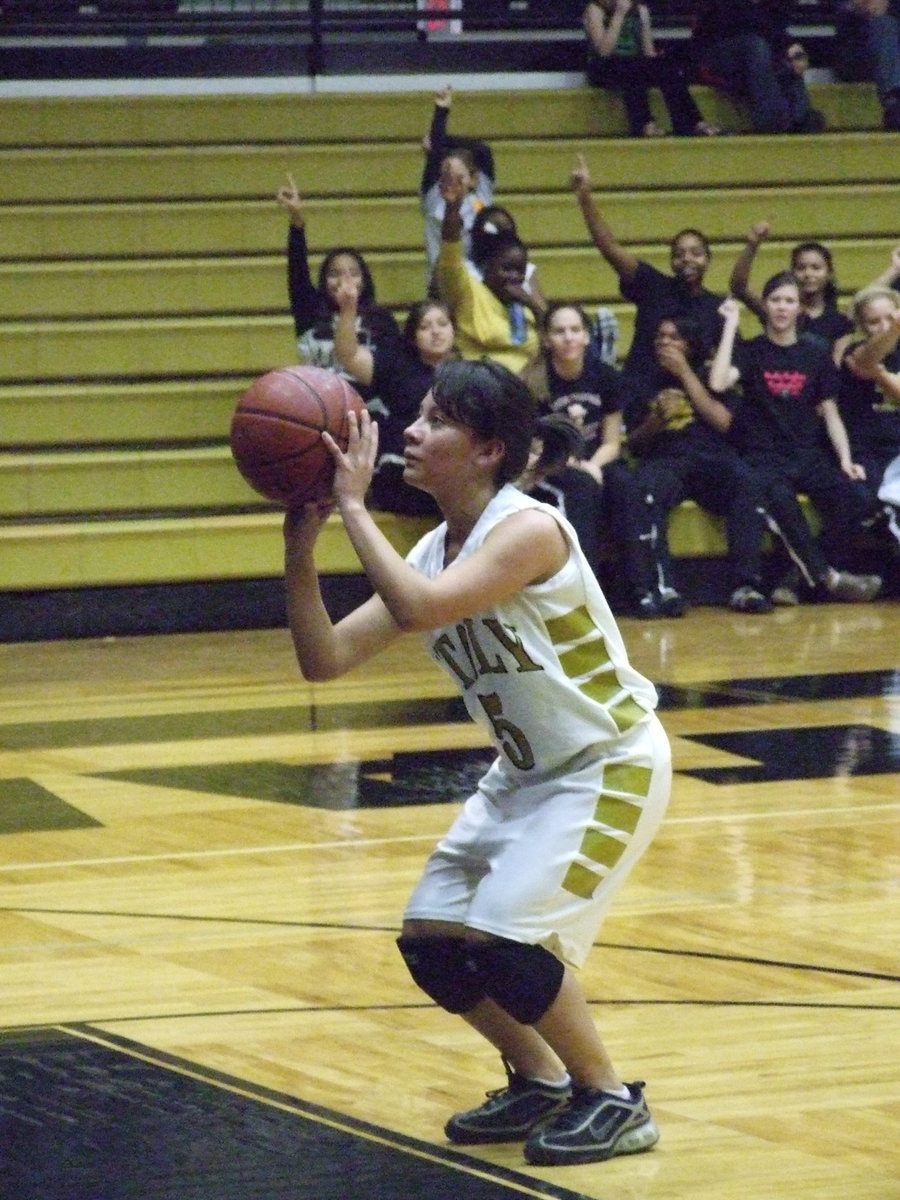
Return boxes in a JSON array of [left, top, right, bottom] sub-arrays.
[[0, 2, 892, 640]]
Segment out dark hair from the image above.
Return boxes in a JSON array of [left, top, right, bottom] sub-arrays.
[[761, 270, 800, 300], [401, 300, 455, 347], [441, 145, 478, 175], [533, 413, 585, 474], [431, 358, 537, 485], [317, 247, 376, 309], [790, 240, 839, 308], [475, 229, 527, 272], [470, 205, 517, 266], [539, 301, 591, 336], [670, 227, 711, 258], [654, 314, 705, 364]]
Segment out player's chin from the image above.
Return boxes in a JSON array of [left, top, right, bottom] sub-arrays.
[[402, 461, 430, 492]]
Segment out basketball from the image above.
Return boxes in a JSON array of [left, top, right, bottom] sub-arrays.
[[230, 366, 366, 507]]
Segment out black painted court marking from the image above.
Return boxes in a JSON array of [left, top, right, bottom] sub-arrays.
[[657, 667, 899, 709], [680, 724, 900, 782], [94, 745, 499, 810], [0, 669, 896, 754], [0, 1026, 590, 1200], [0, 696, 469, 751]]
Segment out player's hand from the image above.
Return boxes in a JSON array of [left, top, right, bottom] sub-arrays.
[[276, 173, 304, 225], [282, 502, 332, 558], [434, 84, 452, 108], [324, 408, 379, 507], [656, 343, 690, 379], [334, 278, 361, 311], [719, 296, 741, 324], [748, 219, 771, 244], [570, 153, 591, 195]]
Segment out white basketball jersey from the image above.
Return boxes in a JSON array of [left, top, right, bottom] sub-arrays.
[[406, 485, 658, 777]]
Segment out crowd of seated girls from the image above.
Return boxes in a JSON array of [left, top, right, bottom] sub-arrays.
[[274, 88, 900, 616]]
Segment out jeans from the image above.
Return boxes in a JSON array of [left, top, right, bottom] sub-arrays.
[[625, 448, 769, 595], [700, 33, 812, 132], [834, 10, 900, 99], [588, 53, 703, 136]]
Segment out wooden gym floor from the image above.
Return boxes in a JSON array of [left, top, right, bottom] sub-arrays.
[[0, 600, 898, 1199]]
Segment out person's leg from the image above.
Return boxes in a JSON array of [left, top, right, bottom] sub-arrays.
[[777, 62, 822, 132], [627, 458, 688, 612], [702, 34, 789, 131], [798, 455, 878, 570], [593, 55, 655, 135], [648, 54, 704, 135], [688, 453, 769, 596], [861, 12, 900, 99]]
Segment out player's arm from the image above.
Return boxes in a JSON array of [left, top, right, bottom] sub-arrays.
[[344, 501, 569, 634], [283, 506, 402, 681], [570, 154, 639, 283], [845, 308, 900, 379], [728, 221, 769, 324], [818, 397, 865, 480], [708, 297, 742, 393], [332, 281, 375, 385], [329, 413, 569, 632]]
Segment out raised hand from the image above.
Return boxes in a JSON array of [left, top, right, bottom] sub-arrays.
[[323, 408, 379, 508]]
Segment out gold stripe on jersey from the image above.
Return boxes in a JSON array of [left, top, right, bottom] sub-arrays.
[[607, 696, 650, 732], [557, 641, 613, 680], [593, 794, 643, 834], [543, 605, 601, 645], [546, 607, 651, 733], [561, 766, 651, 898], [603, 762, 653, 797], [561, 861, 603, 899]]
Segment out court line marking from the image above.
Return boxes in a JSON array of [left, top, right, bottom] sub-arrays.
[[41, 1024, 588, 1200], [1, 798, 898, 873]]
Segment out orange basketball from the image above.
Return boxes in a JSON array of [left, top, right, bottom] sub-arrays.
[[230, 366, 365, 507]]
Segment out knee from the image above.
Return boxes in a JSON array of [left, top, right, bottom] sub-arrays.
[[396, 932, 484, 1014], [464, 938, 566, 1025]]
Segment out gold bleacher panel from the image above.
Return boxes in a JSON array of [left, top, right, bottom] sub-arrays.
[[0, 82, 893, 598], [0, 82, 880, 149]]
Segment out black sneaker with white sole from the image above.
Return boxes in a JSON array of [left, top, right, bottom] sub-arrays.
[[445, 1068, 571, 1145], [524, 1080, 659, 1166]]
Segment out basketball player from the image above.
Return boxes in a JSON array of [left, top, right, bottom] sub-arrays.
[[283, 358, 671, 1166]]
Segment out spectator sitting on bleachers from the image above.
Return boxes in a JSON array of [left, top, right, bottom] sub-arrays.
[[468, 204, 547, 310], [584, 0, 722, 137], [332, 284, 454, 518], [833, 0, 900, 130], [520, 302, 635, 587], [729, 220, 853, 350], [420, 85, 495, 280], [570, 153, 724, 380], [623, 315, 773, 615], [835, 285, 900, 519], [691, 0, 824, 133], [276, 173, 401, 403], [434, 170, 542, 374], [709, 284, 883, 604]]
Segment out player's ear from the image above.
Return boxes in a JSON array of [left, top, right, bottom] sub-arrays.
[[476, 436, 505, 474]]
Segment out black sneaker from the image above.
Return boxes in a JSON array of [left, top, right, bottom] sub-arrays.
[[823, 570, 882, 602], [524, 1081, 659, 1166], [634, 591, 662, 619], [729, 585, 773, 613], [657, 586, 688, 617], [445, 1068, 571, 1145]]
